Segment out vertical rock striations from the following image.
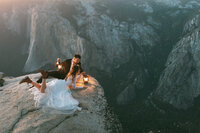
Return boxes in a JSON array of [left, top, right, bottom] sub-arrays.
[[154, 14, 200, 109]]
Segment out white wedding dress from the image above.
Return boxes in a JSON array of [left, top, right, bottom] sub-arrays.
[[30, 75, 82, 114]]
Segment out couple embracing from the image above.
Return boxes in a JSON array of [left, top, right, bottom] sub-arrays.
[[19, 54, 86, 114]]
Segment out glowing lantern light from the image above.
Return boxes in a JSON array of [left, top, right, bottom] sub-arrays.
[[58, 65, 62, 70], [83, 75, 89, 84]]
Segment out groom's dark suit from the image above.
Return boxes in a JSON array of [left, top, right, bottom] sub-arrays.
[[37, 59, 83, 83]]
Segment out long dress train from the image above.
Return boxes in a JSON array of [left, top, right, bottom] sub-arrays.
[[29, 76, 82, 114]]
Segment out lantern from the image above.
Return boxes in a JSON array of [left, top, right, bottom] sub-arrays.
[[58, 64, 62, 70], [83, 75, 89, 84]]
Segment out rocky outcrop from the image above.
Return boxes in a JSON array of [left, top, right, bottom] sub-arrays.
[[153, 14, 200, 109], [183, 15, 200, 34], [0, 73, 122, 133]]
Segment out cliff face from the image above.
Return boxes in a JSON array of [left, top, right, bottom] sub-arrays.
[[2, 0, 200, 132], [1, 0, 200, 105], [153, 14, 200, 109], [0, 1, 32, 76], [24, 0, 156, 73], [1, 0, 200, 104], [22, 0, 162, 107], [0, 73, 121, 133]]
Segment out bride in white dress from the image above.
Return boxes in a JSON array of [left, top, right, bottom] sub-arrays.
[[19, 65, 84, 114]]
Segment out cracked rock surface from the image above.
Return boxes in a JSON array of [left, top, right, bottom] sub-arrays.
[[0, 73, 121, 133]]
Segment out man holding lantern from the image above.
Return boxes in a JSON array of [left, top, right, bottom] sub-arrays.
[[36, 54, 84, 83]]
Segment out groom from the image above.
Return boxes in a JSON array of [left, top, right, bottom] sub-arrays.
[[36, 54, 83, 83]]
